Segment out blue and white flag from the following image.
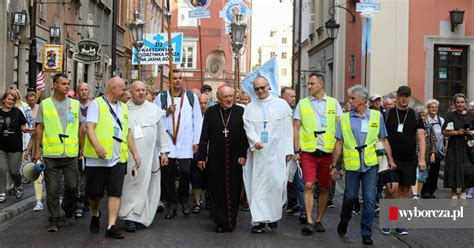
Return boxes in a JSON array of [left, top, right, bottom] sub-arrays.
[[241, 57, 279, 100]]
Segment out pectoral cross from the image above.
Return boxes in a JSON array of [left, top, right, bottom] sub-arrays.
[[223, 128, 229, 138]]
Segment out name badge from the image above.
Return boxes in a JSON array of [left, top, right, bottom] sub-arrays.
[[114, 127, 120, 137], [67, 111, 75, 123], [397, 123, 404, 133], [133, 126, 144, 139], [361, 119, 368, 133], [261, 131, 269, 143], [320, 116, 328, 127]]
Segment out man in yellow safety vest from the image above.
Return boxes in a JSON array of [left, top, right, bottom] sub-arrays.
[[330, 84, 396, 246], [34, 73, 84, 232], [293, 73, 343, 235], [83, 76, 140, 239]]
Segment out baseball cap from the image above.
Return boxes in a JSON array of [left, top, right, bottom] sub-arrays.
[[369, 94, 381, 101], [397, 86, 411, 96]]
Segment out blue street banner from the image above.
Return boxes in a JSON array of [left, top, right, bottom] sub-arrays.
[[241, 57, 279, 100], [356, 0, 380, 55], [132, 33, 183, 65]]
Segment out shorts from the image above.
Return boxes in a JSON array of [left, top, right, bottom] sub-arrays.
[[383, 158, 417, 187], [416, 165, 430, 183], [300, 151, 333, 188], [85, 162, 127, 199]]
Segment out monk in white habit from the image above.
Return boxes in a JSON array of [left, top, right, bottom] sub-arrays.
[[243, 76, 293, 233], [119, 81, 169, 231]]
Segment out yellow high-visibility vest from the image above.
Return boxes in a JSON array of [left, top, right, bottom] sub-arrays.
[[340, 110, 380, 171], [83, 97, 129, 162], [299, 96, 337, 153], [42, 98, 80, 157]]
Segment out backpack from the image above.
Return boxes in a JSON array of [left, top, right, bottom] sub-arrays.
[[160, 90, 194, 110]]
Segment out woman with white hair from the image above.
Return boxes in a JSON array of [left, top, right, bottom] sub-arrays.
[[420, 99, 445, 198]]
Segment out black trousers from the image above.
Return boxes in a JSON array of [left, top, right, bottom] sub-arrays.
[[421, 160, 441, 196], [161, 158, 192, 208]]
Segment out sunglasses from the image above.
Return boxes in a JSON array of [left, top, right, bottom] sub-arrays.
[[253, 84, 268, 92]]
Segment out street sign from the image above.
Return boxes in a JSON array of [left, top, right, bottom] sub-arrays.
[[356, 2, 381, 12], [132, 33, 183, 65], [188, 0, 211, 19], [72, 39, 102, 64]]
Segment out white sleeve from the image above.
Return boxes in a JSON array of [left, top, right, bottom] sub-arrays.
[[335, 101, 343, 117], [86, 101, 99, 124], [192, 93, 203, 145]]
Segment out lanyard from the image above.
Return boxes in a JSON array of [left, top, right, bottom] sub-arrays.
[[396, 108, 408, 127], [102, 96, 122, 131]]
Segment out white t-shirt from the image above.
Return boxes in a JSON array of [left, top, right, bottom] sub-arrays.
[[85, 100, 124, 167]]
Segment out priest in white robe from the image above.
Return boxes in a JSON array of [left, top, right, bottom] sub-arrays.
[[243, 76, 294, 233], [119, 81, 169, 231]]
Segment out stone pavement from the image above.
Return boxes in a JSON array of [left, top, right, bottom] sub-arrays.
[[1, 175, 473, 247]]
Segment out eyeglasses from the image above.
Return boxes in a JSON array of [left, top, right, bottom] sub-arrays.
[[253, 84, 268, 92]]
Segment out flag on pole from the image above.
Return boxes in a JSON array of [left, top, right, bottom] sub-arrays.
[[241, 57, 279, 100], [36, 72, 45, 91]]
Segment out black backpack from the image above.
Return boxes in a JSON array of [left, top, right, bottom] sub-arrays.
[[159, 90, 194, 110]]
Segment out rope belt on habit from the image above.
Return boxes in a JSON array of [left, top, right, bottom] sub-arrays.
[[58, 134, 69, 143]]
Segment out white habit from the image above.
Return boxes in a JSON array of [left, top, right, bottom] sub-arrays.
[[153, 91, 202, 159], [119, 100, 170, 227], [243, 96, 293, 225]]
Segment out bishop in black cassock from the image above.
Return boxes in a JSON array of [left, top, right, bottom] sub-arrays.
[[197, 85, 248, 233]]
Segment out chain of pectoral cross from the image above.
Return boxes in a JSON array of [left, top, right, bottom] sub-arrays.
[[219, 107, 232, 138]]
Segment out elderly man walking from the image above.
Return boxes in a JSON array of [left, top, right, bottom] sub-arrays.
[[331, 85, 396, 246]]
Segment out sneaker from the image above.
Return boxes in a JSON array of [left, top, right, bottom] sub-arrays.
[[48, 221, 59, 232], [327, 200, 335, 208], [33, 202, 44, 211], [337, 221, 347, 237], [105, 225, 125, 239], [157, 201, 165, 213], [251, 223, 265, 233], [0, 193, 6, 203], [285, 205, 299, 215], [90, 211, 101, 234], [362, 235, 374, 245], [412, 195, 420, 200], [182, 203, 192, 216], [396, 228, 408, 235], [299, 213, 308, 224], [267, 222, 278, 232], [381, 228, 391, 235], [314, 222, 326, 232], [75, 208, 84, 218], [352, 209, 360, 215], [301, 223, 314, 235], [467, 193, 473, 199], [14, 185, 24, 199], [125, 220, 137, 233], [459, 193, 467, 200]]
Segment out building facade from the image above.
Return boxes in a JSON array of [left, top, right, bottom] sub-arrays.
[[294, 0, 473, 112], [170, 0, 252, 92], [258, 26, 293, 89]]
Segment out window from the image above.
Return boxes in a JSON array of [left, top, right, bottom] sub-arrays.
[[282, 38, 287, 44], [282, 52, 287, 59], [281, 68, 287, 76], [180, 43, 197, 69], [40, 0, 47, 21], [270, 52, 276, 57]]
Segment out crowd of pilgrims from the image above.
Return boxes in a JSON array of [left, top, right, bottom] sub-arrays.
[[0, 70, 473, 246]]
